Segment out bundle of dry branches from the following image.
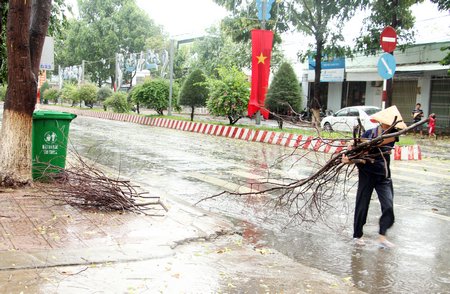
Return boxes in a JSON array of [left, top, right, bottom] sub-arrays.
[[196, 118, 428, 224], [37, 153, 167, 215]]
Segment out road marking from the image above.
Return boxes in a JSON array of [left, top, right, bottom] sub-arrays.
[[391, 166, 450, 180], [187, 172, 260, 194], [394, 161, 450, 173], [391, 174, 436, 185], [395, 204, 450, 222], [227, 170, 290, 186]]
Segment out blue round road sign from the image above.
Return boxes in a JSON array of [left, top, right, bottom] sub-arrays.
[[377, 53, 396, 80]]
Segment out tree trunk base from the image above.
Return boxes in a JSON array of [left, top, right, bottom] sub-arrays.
[[0, 172, 32, 188], [0, 109, 33, 187]]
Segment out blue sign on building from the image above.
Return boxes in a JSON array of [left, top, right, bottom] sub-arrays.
[[308, 56, 345, 70], [308, 56, 345, 82]]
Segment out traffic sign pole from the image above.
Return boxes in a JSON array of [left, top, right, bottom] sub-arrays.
[[379, 26, 397, 109]]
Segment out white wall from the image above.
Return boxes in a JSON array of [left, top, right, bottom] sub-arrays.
[[301, 73, 309, 109], [417, 72, 432, 116], [365, 83, 383, 107]]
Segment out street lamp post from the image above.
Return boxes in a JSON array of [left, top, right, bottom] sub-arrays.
[[168, 39, 175, 116]]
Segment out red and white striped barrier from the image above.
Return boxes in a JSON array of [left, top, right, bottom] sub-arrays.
[[392, 145, 421, 161], [42, 106, 421, 160]]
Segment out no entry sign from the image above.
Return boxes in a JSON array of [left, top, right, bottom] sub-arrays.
[[380, 26, 397, 53]]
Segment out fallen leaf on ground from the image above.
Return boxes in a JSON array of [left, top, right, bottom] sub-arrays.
[[216, 247, 231, 254]]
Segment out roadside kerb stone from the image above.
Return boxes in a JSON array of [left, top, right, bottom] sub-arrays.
[[41, 105, 422, 160]]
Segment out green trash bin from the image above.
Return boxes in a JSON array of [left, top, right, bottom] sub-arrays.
[[32, 110, 77, 180]]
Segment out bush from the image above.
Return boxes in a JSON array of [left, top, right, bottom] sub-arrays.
[[97, 86, 113, 103], [0, 84, 6, 101], [42, 88, 59, 104], [130, 79, 179, 115], [76, 83, 98, 108], [40, 82, 50, 104], [206, 66, 249, 125], [265, 62, 302, 116], [60, 83, 78, 106], [179, 69, 209, 121], [104, 92, 130, 113]]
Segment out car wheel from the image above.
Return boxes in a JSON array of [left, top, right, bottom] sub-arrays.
[[323, 122, 333, 131]]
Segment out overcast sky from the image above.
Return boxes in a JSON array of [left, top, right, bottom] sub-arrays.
[[135, 0, 449, 41]]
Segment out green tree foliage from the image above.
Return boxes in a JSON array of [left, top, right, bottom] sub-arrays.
[[0, 84, 6, 101], [130, 79, 179, 115], [191, 26, 252, 77], [60, 83, 78, 106], [214, 0, 361, 121], [42, 88, 60, 104], [0, 0, 69, 85], [76, 83, 98, 108], [431, 0, 450, 11], [97, 86, 113, 103], [213, 0, 288, 45], [104, 92, 130, 113], [266, 62, 302, 116], [206, 66, 249, 125], [179, 69, 209, 121], [56, 0, 165, 87], [356, 0, 420, 55], [173, 46, 192, 82], [289, 0, 362, 114]]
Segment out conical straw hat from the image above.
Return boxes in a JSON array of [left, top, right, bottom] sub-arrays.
[[370, 105, 408, 129]]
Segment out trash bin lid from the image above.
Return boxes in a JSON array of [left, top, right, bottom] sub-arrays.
[[33, 110, 77, 120]]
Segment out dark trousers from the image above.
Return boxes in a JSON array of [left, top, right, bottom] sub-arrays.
[[353, 170, 395, 238]]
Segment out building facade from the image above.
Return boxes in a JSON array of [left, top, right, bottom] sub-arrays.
[[303, 42, 450, 130]]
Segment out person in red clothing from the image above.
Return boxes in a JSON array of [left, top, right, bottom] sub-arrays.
[[428, 113, 436, 138]]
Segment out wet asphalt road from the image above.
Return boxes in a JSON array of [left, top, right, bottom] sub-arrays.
[[64, 115, 450, 294]]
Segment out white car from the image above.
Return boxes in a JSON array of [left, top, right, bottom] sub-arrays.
[[320, 106, 381, 132]]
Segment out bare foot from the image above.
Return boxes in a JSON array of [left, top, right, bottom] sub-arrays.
[[378, 235, 395, 249], [353, 238, 366, 246]]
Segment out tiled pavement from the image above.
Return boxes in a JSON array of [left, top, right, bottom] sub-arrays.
[[0, 188, 229, 258]]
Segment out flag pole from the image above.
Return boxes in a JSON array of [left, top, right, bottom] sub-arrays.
[[255, 0, 267, 126]]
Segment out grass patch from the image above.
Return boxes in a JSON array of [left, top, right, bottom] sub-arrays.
[[398, 135, 417, 146], [49, 106, 420, 146]]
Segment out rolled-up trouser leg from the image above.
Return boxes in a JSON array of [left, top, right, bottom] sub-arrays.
[[375, 176, 395, 235], [353, 171, 375, 238]]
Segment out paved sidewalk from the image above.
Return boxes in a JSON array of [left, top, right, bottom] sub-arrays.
[[0, 187, 232, 270], [0, 187, 363, 293]]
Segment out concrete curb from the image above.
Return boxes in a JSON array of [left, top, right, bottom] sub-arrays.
[[43, 106, 421, 160]]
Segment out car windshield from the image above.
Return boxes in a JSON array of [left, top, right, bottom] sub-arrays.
[[363, 107, 381, 116]]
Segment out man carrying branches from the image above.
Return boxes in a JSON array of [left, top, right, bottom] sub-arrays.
[[342, 106, 407, 249]]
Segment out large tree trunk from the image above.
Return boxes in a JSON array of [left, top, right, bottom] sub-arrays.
[[0, 0, 52, 187], [0, 0, 6, 85]]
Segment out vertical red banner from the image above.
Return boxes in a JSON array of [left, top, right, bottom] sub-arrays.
[[248, 29, 273, 119]]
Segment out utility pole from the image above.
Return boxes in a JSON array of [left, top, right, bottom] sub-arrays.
[[168, 39, 175, 116]]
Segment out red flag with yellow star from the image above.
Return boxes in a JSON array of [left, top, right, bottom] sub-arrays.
[[248, 29, 273, 119]]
